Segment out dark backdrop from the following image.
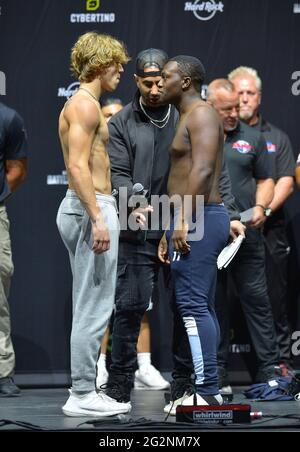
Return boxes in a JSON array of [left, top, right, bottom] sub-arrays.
[[0, 0, 300, 384]]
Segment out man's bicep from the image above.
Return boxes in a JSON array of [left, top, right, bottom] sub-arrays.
[[68, 121, 96, 165]]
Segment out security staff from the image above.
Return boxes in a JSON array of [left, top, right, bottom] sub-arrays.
[[229, 67, 295, 370], [207, 79, 280, 393]]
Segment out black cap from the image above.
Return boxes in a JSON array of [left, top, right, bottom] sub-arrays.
[[135, 48, 168, 77]]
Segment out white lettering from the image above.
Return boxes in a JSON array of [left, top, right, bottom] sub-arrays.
[[291, 71, 300, 95], [0, 70, 6, 95], [70, 13, 115, 23], [291, 331, 300, 356], [294, 3, 300, 13], [230, 343, 251, 353], [47, 172, 68, 185]]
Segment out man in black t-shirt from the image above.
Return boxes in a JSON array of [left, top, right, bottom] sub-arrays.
[[0, 102, 28, 396], [207, 80, 280, 394], [229, 67, 295, 371]]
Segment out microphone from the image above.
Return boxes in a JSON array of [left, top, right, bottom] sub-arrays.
[[132, 183, 147, 196], [128, 183, 148, 209]]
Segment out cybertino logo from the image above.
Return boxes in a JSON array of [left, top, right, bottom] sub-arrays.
[[0, 71, 5, 95], [184, 0, 224, 21], [86, 0, 100, 11], [71, 0, 115, 23]]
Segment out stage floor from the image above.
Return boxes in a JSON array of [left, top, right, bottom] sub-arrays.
[[1, 385, 300, 432]]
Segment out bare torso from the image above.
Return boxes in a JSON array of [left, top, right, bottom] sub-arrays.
[[168, 101, 223, 204], [58, 94, 112, 194]]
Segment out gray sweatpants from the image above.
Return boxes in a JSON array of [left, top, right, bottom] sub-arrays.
[[56, 190, 119, 392], [0, 204, 15, 378]]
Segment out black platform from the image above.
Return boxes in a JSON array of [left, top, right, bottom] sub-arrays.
[[1, 385, 300, 432]]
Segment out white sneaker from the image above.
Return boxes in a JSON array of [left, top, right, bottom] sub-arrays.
[[164, 391, 190, 416], [220, 385, 233, 402], [62, 390, 131, 417], [96, 361, 109, 389], [181, 392, 223, 406], [220, 385, 232, 394], [134, 364, 170, 390]]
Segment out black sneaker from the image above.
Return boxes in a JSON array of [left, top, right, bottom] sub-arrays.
[[102, 375, 132, 403], [163, 378, 195, 415], [0, 377, 21, 397], [256, 365, 284, 383]]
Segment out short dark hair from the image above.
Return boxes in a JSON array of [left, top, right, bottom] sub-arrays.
[[102, 97, 123, 107], [136, 48, 168, 77], [169, 55, 206, 92]]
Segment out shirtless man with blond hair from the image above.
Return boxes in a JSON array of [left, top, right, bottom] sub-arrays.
[[56, 31, 131, 417]]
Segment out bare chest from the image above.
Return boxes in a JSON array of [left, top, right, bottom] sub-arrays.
[[171, 120, 191, 159]]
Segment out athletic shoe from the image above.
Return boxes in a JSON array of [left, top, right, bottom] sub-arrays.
[[219, 385, 233, 402], [181, 392, 223, 406], [0, 377, 21, 397], [134, 364, 170, 390], [163, 378, 195, 416], [104, 376, 133, 403], [218, 366, 233, 402], [62, 390, 131, 417]]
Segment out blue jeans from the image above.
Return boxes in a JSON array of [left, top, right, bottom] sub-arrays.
[[168, 204, 229, 395]]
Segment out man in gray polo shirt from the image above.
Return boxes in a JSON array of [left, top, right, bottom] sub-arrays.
[[229, 67, 295, 371], [207, 79, 280, 395]]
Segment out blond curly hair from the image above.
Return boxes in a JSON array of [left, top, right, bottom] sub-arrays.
[[71, 32, 129, 82]]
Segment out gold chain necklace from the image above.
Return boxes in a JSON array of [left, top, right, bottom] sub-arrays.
[[78, 87, 99, 102]]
